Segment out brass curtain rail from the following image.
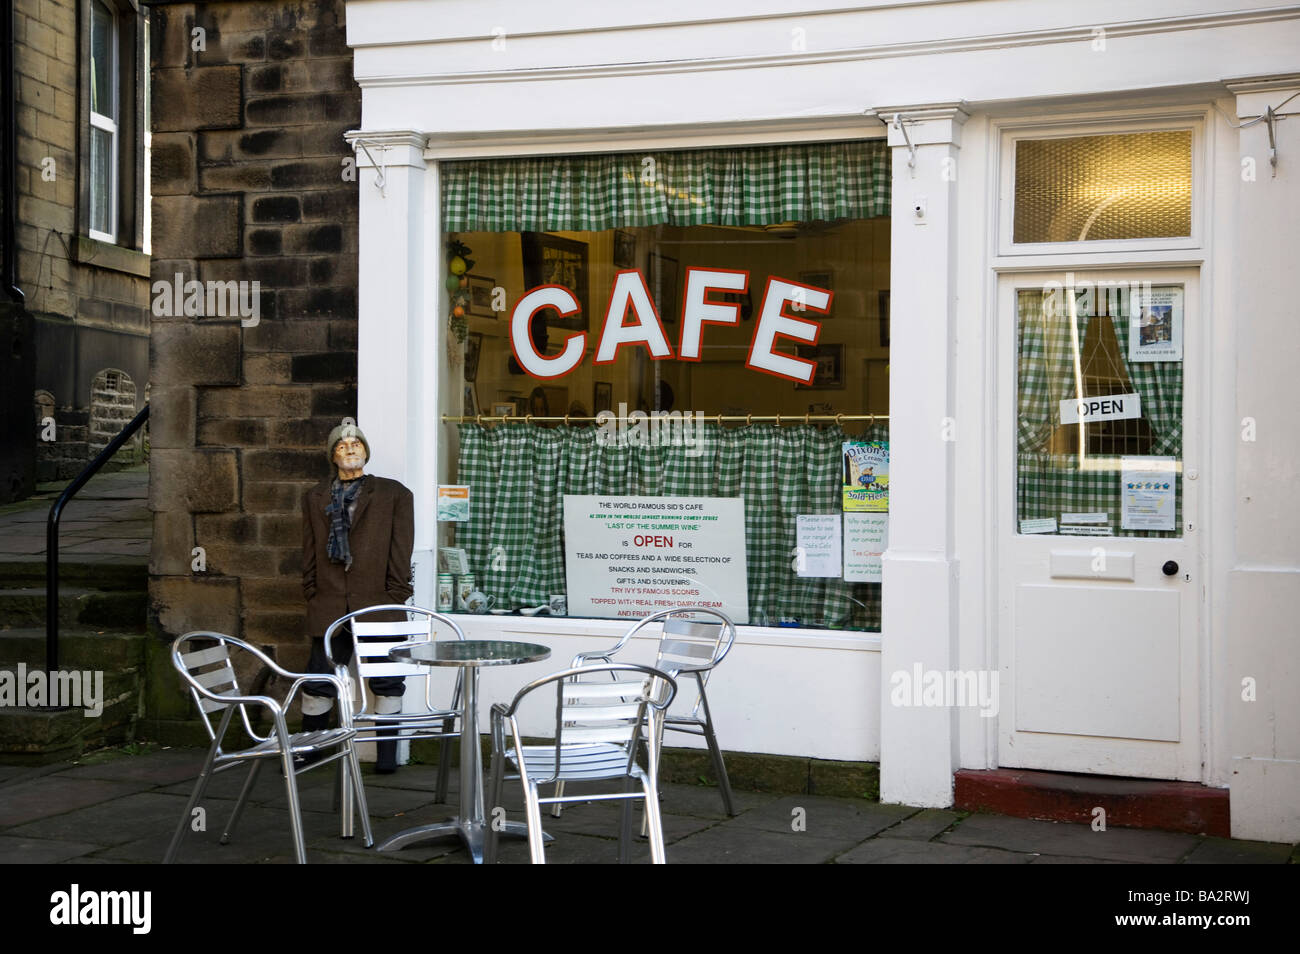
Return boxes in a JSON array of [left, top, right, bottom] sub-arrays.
[[441, 413, 889, 425]]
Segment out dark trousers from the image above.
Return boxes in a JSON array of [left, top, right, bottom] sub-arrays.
[[303, 621, 405, 699]]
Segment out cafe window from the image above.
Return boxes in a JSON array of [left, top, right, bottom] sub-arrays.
[[440, 141, 891, 631]]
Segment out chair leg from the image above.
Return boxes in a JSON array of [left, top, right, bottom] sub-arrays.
[[550, 781, 566, 817], [345, 742, 374, 848], [164, 743, 220, 863], [642, 775, 667, 864], [523, 781, 547, 864], [221, 760, 263, 845], [618, 776, 635, 864], [699, 687, 736, 816], [280, 745, 308, 864], [641, 709, 667, 838], [485, 746, 505, 864], [339, 753, 354, 839]]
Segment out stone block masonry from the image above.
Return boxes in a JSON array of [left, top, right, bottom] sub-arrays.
[[148, 2, 360, 676]]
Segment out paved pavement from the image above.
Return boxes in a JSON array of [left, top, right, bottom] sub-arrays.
[[0, 468, 150, 566], [0, 746, 1293, 864]]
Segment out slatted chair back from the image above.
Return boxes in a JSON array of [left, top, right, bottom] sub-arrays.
[[173, 632, 273, 745], [652, 608, 736, 716], [322, 605, 465, 714], [501, 663, 677, 787]]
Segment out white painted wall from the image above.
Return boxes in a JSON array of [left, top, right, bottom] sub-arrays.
[[346, 0, 1300, 838]]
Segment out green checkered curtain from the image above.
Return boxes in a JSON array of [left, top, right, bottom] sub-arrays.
[[1015, 293, 1182, 538], [456, 421, 886, 631], [442, 141, 890, 232]]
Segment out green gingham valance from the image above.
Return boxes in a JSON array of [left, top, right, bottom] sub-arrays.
[[455, 420, 889, 631], [441, 140, 890, 233], [1016, 289, 1183, 539]]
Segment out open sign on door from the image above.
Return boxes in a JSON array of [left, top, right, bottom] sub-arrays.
[[1059, 392, 1142, 425]]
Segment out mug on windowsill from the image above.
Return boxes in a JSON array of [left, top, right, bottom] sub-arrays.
[[464, 591, 495, 614]]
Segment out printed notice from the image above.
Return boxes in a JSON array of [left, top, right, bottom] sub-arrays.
[[1129, 286, 1184, 362], [795, 514, 841, 578], [1020, 517, 1058, 534], [1121, 456, 1177, 531], [844, 513, 888, 583], [843, 441, 889, 512], [436, 485, 470, 522], [563, 496, 749, 623]]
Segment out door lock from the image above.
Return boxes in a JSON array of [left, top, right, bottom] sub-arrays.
[[1162, 560, 1179, 577]]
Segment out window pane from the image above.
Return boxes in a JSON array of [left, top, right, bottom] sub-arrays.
[[1013, 131, 1192, 243], [444, 219, 890, 631], [90, 126, 112, 234], [1015, 283, 1183, 538], [91, 1, 113, 117]]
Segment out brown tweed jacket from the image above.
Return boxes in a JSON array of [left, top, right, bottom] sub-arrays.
[[302, 475, 414, 639]]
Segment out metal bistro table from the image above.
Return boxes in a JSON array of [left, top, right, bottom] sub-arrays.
[[375, 639, 550, 863]]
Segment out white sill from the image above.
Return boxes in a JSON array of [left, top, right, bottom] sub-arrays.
[[453, 612, 882, 653]]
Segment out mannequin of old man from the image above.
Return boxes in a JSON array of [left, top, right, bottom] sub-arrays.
[[301, 423, 414, 773]]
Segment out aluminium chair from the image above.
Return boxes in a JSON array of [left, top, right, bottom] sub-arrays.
[[485, 663, 677, 864], [322, 605, 465, 802], [554, 606, 737, 822], [164, 632, 374, 864]]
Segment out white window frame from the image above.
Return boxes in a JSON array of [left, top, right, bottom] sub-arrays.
[[995, 112, 1207, 261], [88, 0, 119, 244]]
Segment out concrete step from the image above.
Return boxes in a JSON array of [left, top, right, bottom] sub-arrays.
[[954, 768, 1230, 838], [0, 587, 147, 628], [0, 628, 146, 669], [0, 561, 147, 591], [0, 631, 147, 765]]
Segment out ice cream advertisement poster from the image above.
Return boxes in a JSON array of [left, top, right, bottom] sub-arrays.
[[843, 441, 889, 512]]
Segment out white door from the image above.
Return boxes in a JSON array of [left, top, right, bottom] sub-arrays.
[[996, 269, 1202, 781]]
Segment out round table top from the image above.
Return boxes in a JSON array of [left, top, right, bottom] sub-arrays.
[[390, 639, 551, 668]]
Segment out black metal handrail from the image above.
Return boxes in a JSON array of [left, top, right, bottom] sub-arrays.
[[46, 403, 149, 671]]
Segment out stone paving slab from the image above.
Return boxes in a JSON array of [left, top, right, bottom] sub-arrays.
[[53, 748, 206, 785], [666, 824, 854, 864], [1181, 837, 1295, 864], [877, 808, 964, 841], [836, 840, 1035, 864], [8, 792, 204, 847], [940, 812, 1199, 863], [0, 834, 103, 863], [729, 793, 916, 839], [0, 776, 154, 827]]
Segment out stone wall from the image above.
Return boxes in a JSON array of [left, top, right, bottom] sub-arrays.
[[147, 1, 359, 683]]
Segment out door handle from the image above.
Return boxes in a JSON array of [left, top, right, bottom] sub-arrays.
[[1162, 560, 1179, 577]]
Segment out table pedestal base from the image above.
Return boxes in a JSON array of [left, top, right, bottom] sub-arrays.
[[376, 819, 550, 863]]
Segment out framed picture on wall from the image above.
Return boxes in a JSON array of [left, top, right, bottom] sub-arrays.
[[613, 230, 636, 269], [467, 275, 497, 318], [878, 289, 890, 347], [464, 384, 478, 416], [793, 344, 845, 390], [648, 252, 680, 323], [463, 332, 483, 382], [594, 381, 613, 413], [521, 232, 589, 329], [491, 402, 514, 419]]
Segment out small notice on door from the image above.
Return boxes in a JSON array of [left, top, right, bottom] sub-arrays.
[[844, 513, 888, 582], [795, 514, 841, 578], [1129, 286, 1184, 362], [1120, 456, 1177, 531]]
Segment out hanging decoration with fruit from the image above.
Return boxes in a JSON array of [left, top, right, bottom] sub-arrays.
[[445, 238, 475, 366]]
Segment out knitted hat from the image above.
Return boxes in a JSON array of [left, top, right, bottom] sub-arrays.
[[326, 422, 370, 472]]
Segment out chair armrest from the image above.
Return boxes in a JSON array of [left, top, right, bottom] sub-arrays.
[[281, 672, 350, 724], [570, 650, 614, 667], [190, 683, 284, 717]]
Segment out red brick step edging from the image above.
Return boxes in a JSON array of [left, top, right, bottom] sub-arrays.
[[954, 768, 1230, 837]]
